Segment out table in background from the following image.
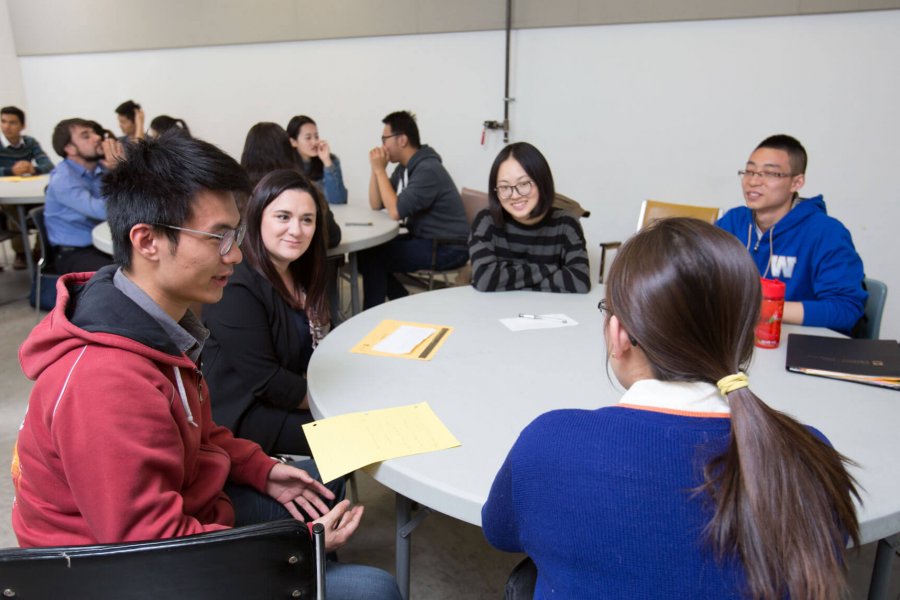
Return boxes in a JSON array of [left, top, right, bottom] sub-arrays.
[[328, 205, 398, 315], [91, 204, 398, 316], [307, 285, 900, 599], [0, 175, 49, 277]]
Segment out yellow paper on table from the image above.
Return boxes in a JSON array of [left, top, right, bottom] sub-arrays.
[[302, 402, 461, 483], [350, 319, 452, 360]]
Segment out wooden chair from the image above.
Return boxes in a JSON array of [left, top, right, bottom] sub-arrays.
[[599, 200, 721, 283], [0, 519, 326, 600]]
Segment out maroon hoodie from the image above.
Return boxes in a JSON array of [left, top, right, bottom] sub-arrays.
[[12, 268, 276, 547]]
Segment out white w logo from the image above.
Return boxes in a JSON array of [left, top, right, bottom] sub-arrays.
[[770, 255, 797, 278]]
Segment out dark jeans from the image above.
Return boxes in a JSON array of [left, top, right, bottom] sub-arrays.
[[55, 246, 114, 275], [225, 460, 401, 600], [358, 234, 469, 309]]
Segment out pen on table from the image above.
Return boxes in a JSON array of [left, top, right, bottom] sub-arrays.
[[345, 221, 374, 226], [518, 313, 567, 323]]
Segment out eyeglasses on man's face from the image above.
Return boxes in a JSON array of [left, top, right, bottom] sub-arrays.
[[154, 223, 246, 256], [381, 133, 401, 144], [495, 180, 534, 200], [737, 169, 793, 180]]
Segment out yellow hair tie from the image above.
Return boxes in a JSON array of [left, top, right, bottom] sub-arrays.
[[717, 373, 749, 396]]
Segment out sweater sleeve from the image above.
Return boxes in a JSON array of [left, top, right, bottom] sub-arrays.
[[205, 277, 308, 411], [482, 451, 524, 552], [29, 138, 55, 174], [470, 210, 591, 293], [321, 156, 348, 204], [800, 223, 867, 334]]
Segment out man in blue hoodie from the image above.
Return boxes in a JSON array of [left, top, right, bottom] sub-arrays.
[[717, 134, 866, 336], [361, 110, 469, 308]]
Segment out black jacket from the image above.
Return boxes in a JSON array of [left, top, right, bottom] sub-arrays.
[[201, 261, 313, 452]]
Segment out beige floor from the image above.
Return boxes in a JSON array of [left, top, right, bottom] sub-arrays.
[[0, 256, 897, 599]]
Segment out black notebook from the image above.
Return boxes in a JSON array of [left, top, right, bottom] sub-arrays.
[[785, 334, 900, 390]]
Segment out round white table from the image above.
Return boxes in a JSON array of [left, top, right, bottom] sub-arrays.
[[0, 175, 49, 276], [91, 204, 398, 315], [308, 285, 900, 599]]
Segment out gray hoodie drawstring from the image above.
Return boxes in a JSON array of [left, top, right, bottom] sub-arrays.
[[746, 222, 774, 279], [173, 367, 198, 428]]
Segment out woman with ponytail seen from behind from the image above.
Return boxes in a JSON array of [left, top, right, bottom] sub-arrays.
[[482, 217, 859, 599]]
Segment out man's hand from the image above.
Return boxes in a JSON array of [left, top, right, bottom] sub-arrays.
[[11, 160, 35, 176], [101, 138, 125, 169], [265, 462, 335, 520], [369, 146, 389, 171], [316, 139, 333, 167], [313, 499, 364, 553]]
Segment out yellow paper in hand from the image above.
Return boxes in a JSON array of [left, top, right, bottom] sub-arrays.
[[302, 402, 461, 483]]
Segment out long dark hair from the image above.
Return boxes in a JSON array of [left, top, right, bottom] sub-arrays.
[[241, 122, 296, 189], [149, 115, 190, 138], [605, 218, 859, 600], [487, 142, 554, 226], [286, 115, 328, 182], [241, 169, 330, 326]]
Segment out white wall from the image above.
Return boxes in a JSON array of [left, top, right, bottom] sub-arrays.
[[0, 0, 26, 106], [16, 9, 900, 338]]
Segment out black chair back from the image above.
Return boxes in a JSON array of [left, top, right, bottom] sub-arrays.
[[0, 519, 323, 599], [27, 206, 54, 274]]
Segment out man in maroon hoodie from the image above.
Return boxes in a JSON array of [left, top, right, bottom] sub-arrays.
[[11, 133, 401, 599]]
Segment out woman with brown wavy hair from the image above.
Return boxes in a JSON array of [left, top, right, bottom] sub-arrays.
[[483, 217, 859, 599], [202, 169, 330, 456]]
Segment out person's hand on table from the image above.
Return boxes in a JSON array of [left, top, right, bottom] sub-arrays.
[[369, 146, 389, 171], [316, 139, 333, 168], [313, 499, 365, 553], [266, 462, 334, 520], [11, 161, 35, 176]]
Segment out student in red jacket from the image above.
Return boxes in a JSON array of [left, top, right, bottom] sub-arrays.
[[12, 133, 400, 600]]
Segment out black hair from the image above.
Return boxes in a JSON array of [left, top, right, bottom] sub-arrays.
[[241, 122, 297, 188], [382, 111, 420, 148], [51, 118, 94, 158], [115, 100, 141, 122], [487, 142, 555, 226], [149, 115, 191, 138], [103, 132, 251, 269], [286, 115, 330, 182], [0, 106, 25, 126], [755, 134, 807, 176]]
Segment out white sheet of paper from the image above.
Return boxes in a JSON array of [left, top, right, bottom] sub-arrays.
[[500, 313, 578, 331], [372, 324, 438, 354]]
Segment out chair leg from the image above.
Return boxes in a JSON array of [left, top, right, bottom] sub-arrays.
[[868, 536, 899, 600], [347, 471, 359, 503]]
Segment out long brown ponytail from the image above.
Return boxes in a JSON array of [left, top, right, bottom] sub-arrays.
[[606, 218, 859, 599]]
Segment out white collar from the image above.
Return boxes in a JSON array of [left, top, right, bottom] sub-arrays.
[[619, 379, 729, 415], [1, 132, 23, 148]]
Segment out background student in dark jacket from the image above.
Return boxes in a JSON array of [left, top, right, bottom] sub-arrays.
[[203, 169, 331, 455]]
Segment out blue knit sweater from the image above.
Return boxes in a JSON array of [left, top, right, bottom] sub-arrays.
[[483, 401, 750, 598]]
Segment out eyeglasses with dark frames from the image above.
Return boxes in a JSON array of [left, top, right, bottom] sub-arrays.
[[495, 180, 534, 200], [737, 169, 793, 180], [381, 133, 401, 143], [153, 223, 246, 256], [597, 299, 638, 346]]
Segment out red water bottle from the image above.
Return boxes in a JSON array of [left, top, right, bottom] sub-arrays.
[[755, 278, 785, 349]]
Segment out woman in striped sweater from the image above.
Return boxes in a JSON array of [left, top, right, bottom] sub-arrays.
[[468, 142, 590, 293]]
